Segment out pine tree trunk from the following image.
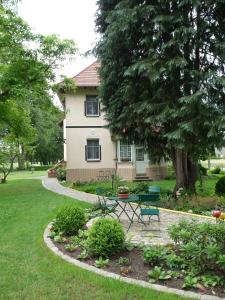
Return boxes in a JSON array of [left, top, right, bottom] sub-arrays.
[[172, 148, 198, 193]]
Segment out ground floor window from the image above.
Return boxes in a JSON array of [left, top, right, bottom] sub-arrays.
[[120, 140, 131, 161], [86, 139, 101, 161]]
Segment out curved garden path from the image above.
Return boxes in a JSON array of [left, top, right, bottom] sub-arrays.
[[42, 177, 215, 246]]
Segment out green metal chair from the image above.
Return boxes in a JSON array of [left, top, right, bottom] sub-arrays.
[[96, 188, 120, 220], [138, 194, 160, 223], [148, 186, 161, 194]]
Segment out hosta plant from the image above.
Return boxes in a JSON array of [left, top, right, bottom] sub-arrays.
[[95, 257, 109, 268], [148, 266, 172, 283]]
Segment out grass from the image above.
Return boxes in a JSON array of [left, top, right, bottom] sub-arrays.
[[8, 170, 47, 180], [0, 179, 191, 300], [65, 175, 220, 197]]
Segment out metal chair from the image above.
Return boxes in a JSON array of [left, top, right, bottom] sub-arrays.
[[138, 194, 160, 223], [96, 188, 120, 220], [148, 186, 161, 194]]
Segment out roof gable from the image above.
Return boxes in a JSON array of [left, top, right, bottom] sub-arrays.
[[72, 61, 100, 87]]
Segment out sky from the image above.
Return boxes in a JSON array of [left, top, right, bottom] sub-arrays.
[[18, 0, 99, 79]]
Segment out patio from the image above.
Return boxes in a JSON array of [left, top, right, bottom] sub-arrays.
[[88, 202, 215, 246], [43, 177, 215, 246]]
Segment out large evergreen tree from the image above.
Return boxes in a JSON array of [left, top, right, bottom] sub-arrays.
[[96, 0, 225, 192]]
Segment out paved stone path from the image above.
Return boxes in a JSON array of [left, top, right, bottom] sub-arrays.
[[42, 177, 214, 246], [42, 177, 98, 204]]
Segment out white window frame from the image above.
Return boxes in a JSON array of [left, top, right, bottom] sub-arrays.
[[86, 139, 101, 161], [85, 95, 100, 117], [119, 140, 132, 162]]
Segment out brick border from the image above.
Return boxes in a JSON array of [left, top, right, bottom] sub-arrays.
[[43, 223, 223, 300]]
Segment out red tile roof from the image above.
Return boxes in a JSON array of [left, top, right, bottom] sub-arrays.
[[72, 61, 100, 87]]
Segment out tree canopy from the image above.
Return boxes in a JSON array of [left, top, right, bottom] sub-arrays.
[[96, 0, 225, 191], [0, 0, 77, 174]]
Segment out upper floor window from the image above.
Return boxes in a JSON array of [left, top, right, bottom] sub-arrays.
[[85, 95, 100, 116], [120, 140, 131, 161], [85, 139, 101, 161]]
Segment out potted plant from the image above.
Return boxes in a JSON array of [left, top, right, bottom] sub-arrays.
[[117, 186, 129, 199]]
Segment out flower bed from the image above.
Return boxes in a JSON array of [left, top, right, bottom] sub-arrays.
[[48, 205, 225, 298]]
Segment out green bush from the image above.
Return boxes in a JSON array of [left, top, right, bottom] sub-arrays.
[[130, 182, 149, 194], [57, 167, 66, 181], [55, 205, 86, 235], [210, 166, 221, 174], [215, 176, 225, 196], [198, 164, 207, 176], [30, 165, 53, 171], [143, 245, 167, 266], [168, 220, 225, 272], [87, 218, 125, 257]]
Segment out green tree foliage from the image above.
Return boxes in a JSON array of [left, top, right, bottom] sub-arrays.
[[96, 0, 225, 192], [0, 0, 77, 170]]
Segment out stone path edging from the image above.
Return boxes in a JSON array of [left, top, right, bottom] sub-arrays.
[[43, 223, 224, 300]]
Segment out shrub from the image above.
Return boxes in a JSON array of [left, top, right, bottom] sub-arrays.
[[130, 182, 149, 194], [143, 245, 167, 266], [57, 167, 66, 181], [86, 218, 125, 257], [55, 205, 86, 235], [168, 220, 225, 272], [210, 166, 221, 174], [30, 165, 53, 171], [215, 176, 225, 196], [198, 164, 207, 176]]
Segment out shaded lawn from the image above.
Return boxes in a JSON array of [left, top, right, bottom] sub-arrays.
[[0, 179, 190, 300]]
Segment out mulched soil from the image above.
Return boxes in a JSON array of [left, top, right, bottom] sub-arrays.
[[53, 239, 225, 298]]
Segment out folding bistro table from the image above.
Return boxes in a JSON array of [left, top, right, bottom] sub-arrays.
[[108, 195, 145, 230]]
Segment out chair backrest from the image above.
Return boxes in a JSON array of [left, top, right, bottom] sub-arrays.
[[96, 188, 105, 196], [138, 194, 160, 202], [148, 186, 160, 194]]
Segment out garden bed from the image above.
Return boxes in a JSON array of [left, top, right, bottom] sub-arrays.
[[51, 236, 225, 298], [48, 211, 225, 300]]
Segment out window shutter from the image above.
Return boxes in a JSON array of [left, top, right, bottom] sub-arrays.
[[85, 145, 87, 160], [99, 145, 102, 161], [84, 101, 87, 116]]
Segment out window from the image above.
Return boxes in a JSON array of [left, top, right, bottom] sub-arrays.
[[120, 140, 131, 161], [85, 95, 100, 116], [86, 139, 101, 161]]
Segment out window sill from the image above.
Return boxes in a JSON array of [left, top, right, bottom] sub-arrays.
[[86, 159, 101, 162], [86, 115, 100, 117]]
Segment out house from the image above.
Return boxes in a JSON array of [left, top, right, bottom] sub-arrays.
[[62, 61, 167, 182]]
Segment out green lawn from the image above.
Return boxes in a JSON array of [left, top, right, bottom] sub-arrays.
[[0, 179, 191, 300], [8, 170, 47, 180]]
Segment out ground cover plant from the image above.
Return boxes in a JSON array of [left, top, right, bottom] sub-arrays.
[[0, 179, 187, 300], [51, 210, 225, 298]]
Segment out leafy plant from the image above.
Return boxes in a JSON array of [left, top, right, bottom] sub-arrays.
[[54, 235, 64, 243], [148, 267, 172, 283], [166, 252, 185, 270], [54, 205, 86, 236], [77, 249, 89, 260], [215, 176, 225, 196], [182, 275, 199, 289], [95, 257, 109, 268], [117, 186, 129, 194], [86, 218, 125, 257], [201, 274, 223, 288], [64, 244, 78, 252], [118, 257, 131, 266], [56, 167, 66, 181], [143, 245, 167, 266]]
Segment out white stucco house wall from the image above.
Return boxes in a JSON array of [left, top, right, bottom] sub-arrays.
[[61, 61, 167, 182]]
